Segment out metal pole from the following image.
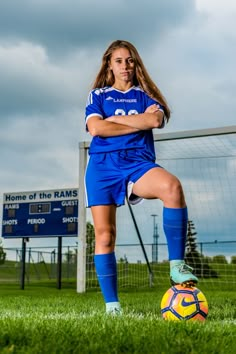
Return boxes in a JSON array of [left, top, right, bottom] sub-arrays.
[[26, 246, 31, 284], [127, 201, 153, 287], [151, 214, 159, 263], [67, 246, 70, 279], [153, 125, 236, 142], [57, 237, 62, 289], [20, 238, 26, 290], [51, 249, 56, 279], [200, 242, 203, 278]]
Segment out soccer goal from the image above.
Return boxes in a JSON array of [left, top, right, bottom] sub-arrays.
[[77, 126, 236, 293]]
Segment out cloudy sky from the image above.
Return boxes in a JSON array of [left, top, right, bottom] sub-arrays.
[[0, 0, 236, 256]]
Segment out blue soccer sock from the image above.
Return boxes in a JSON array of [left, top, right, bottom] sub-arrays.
[[163, 207, 188, 262], [94, 252, 119, 305]]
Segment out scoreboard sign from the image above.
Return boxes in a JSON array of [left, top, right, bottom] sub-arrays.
[[1, 188, 78, 238]]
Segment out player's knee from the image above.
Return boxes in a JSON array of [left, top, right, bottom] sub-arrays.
[[95, 225, 116, 249], [172, 178, 184, 197], [165, 177, 185, 203]]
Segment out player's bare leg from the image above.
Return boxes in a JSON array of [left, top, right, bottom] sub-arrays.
[[91, 205, 117, 255], [132, 167, 198, 286], [91, 205, 122, 314]]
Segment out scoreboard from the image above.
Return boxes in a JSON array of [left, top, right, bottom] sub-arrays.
[[1, 188, 79, 238]]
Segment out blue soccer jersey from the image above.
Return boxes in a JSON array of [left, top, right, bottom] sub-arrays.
[[85, 86, 164, 161]]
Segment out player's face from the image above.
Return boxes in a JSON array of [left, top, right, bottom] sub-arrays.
[[109, 48, 135, 86]]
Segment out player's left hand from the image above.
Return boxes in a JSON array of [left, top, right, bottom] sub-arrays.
[[145, 104, 160, 113]]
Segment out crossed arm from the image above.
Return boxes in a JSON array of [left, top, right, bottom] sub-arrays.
[[87, 104, 164, 137]]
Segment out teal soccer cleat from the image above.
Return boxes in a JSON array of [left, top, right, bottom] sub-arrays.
[[106, 302, 123, 316], [170, 263, 198, 286], [106, 307, 123, 316]]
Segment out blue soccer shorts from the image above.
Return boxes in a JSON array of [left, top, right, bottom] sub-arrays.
[[85, 149, 162, 207]]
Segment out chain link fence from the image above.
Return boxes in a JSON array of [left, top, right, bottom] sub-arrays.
[[1, 240, 235, 290]]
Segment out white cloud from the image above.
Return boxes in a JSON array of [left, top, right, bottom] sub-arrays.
[[143, 4, 236, 132], [0, 111, 81, 192], [196, 0, 236, 37], [0, 0, 236, 253], [0, 0, 195, 53], [196, 0, 236, 14], [0, 41, 83, 115]]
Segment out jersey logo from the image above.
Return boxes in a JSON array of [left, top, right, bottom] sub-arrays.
[[181, 298, 204, 307], [105, 96, 113, 100]]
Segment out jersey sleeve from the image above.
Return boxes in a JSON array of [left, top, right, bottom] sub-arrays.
[[85, 89, 104, 131]]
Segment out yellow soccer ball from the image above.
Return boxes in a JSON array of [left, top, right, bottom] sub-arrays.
[[161, 285, 208, 321]]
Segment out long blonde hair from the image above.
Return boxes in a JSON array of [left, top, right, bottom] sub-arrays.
[[92, 40, 171, 121]]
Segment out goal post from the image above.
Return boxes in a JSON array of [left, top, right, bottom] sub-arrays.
[[77, 142, 89, 293], [76, 125, 236, 293]]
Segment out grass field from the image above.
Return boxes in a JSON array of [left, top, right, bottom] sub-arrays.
[[0, 282, 235, 354]]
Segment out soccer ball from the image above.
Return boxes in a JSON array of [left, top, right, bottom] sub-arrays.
[[160, 285, 208, 321]]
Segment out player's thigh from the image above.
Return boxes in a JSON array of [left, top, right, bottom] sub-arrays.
[[132, 167, 181, 199]]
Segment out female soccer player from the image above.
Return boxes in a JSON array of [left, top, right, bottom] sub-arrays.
[[85, 40, 198, 315]]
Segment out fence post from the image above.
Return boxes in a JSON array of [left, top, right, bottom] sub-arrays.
[[57, 237, 62, 289], [20, 238, 28, 290]]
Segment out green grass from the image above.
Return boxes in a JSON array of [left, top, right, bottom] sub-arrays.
[[0, 284, 235, 353]]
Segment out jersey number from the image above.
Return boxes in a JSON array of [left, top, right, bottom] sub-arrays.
[[115, 109, 138, 116]]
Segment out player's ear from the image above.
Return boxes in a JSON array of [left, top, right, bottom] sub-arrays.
[[108, 60, 112, 71]]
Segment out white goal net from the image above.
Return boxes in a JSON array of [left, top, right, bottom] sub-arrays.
[[77, 126, 236, 292]]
